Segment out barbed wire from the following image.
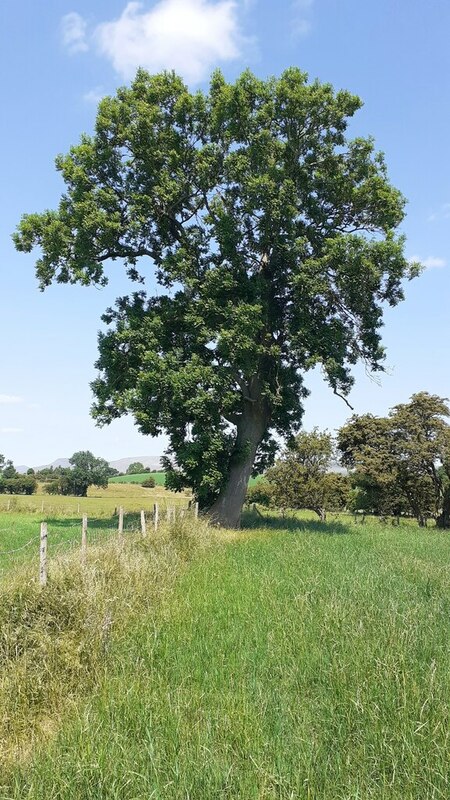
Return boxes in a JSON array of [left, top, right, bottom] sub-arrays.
[[0, 535, 42, 555], [0, 524, 144, 559]]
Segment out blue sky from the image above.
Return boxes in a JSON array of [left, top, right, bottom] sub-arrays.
[[1, 0, 449, 467]]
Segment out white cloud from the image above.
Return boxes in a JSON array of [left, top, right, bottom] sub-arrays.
[[428, 203, 450, 222], [409, 255, 447, 270], [291, 0, 314, 37], [0, 394, 23, 404], [83, 87, 105, 105], [61, 11, 89, 54], [95, 0, 245, 83], [422, 256, 447, 270], [0, 428, 23, 434]]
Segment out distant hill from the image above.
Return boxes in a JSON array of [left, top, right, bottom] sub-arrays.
[[109, 456, 162, 473], [16, 455, 162, 474]]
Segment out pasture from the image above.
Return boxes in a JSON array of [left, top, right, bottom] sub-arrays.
[[108, 471, 263, 486], [109, 471, 167, 485], [0, 499, 448, 799]]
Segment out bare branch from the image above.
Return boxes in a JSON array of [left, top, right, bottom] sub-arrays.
[[333, 388, 354, 410]]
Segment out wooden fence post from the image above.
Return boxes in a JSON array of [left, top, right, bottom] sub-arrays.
[[81, 514, 88, 559], [40, 522, 48, 587], [194, 502, 199, 519], [118, 506, 124, 537], [141, 509, 146, 537], [153, 503, 159, 532]]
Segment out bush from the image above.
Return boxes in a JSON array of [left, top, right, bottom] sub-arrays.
[[127, 462, 145, 474], [44, 480, 62, 495], [246, 481, 273, 507], [141, 477, 156, 488], [0, 476, 37, 495]]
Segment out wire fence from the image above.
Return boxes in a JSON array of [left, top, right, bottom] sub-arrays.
[[0, 501, 199, 585]]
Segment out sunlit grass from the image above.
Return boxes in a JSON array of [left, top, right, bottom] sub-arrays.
[[0, 516, 448, 798]]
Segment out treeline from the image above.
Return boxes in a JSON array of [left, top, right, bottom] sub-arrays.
[[0, 452, 160, 497], [0, 451, 116, 497], [0, 455, 37, 494], [248, 392, 450, 528]]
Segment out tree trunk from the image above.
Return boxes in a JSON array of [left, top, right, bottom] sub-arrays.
[[208, 403, 268, 529], [436, 489, 450, 529]]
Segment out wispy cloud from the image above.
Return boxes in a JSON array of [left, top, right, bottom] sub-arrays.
[[0, 428, 23, 434], [291, 0, 314, 37], [409, 254, 447, 270], [428, 203, 450, 222], [95, 0, 246, 83], [0, 394, 23, 404], [83, 87, 105, 105], [61, 11, 89, 54]]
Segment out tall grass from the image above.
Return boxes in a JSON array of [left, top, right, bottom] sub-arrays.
[[0, 518, 448, 798], [0, 519, 216, 775]]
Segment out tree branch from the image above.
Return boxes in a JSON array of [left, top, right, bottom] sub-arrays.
[[333, 388, 354, 410]]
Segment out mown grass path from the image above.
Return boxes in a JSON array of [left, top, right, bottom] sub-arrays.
[[4, 523, 450, 799]]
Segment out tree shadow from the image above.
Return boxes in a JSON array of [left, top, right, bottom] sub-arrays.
[[241, 509, 353, 536]]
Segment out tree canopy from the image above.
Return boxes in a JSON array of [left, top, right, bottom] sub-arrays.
[[338, 392, 450, 526], [127, 462, 146, 475], [14, 68, 418, 526], [0, 455, 36, 495], [265, 429, 349, 521], [43, 451, 112, 497]]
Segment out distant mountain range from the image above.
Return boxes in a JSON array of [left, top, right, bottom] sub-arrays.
[[16, 456, 162, 474]]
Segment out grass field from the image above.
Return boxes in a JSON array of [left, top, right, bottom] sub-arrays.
[[0, 485, 193, 577], [0, 483, 191, 516], [109, 471, 263, 486], [109, 471, 167, 485], [0, 507, 448, 798]]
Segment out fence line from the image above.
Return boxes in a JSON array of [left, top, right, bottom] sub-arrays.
[[0, 503, 197, 586], [0, 535, 41, 555]]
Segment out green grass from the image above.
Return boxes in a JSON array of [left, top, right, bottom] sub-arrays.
[[109, 471, 167, 485], [109, 471, 263, 486], [0, 484, 191, 519], [0, 515, 448, 798]]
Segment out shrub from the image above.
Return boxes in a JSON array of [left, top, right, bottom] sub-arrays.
[[44, 480, 62, 495], [0, 476, 37, 495], [141, 477, 156, 488], [246, 481, 273, 507]]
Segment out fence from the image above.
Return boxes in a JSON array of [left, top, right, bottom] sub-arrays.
[[0, 501, 199, 587]]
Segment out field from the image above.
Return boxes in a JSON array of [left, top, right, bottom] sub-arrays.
[[0, 485, 192, 576], [109, 471, 167, 485], [0, 495, 448, 798], [109, 471, 263, 486]]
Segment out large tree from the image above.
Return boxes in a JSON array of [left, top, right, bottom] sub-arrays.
[[14, 69, 417, 527]]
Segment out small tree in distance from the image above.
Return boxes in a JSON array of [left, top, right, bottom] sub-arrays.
[[127, 462, 145, 475], [43, 451, 112, 497], [67, 451, 112, 497]]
